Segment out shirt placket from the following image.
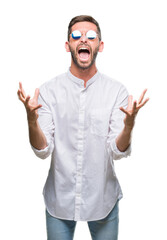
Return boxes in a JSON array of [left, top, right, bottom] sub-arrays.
[[74, 83, 86, 220]]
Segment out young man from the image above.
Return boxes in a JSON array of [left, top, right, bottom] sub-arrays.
[[18, 15, 149, 240]]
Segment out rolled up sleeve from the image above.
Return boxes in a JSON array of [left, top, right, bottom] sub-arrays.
[[109, 138, 131, 160], [31, 84, 55, 159], [107, 84, 131, 160], [31, 143, 54, 159]]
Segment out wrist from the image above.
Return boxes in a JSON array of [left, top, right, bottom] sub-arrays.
[[123, 124, 134, 134], [27, 113, 39, 128], [28, 119, 38, 128], [124, 117, 135, 133]]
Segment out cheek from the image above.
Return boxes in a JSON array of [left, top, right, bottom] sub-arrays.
[[90, 41, 100, 51], [70, 44, 78, 53], [91, 44, 100, 54]]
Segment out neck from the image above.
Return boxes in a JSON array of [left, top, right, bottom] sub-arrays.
[[70, 62, 97, 84]]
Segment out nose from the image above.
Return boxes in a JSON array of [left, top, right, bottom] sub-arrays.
[[80, 33, 87, 43]]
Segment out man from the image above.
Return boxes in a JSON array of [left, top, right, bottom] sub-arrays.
[[18, 15, 149, 240]]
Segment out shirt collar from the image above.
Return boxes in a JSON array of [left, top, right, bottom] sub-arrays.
[[67, 68, 100, 88]]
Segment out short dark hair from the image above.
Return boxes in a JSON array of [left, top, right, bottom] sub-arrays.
[[67, 15, 102, 41]]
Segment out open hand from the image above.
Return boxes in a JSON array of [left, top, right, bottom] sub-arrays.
[[120, 89, 149, 130], [17, 82, 42, 124]]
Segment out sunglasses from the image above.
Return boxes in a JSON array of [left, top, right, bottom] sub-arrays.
[[71, 30, 97, 40]]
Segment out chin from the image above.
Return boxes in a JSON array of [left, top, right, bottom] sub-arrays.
[[77, 59, 95, 70]]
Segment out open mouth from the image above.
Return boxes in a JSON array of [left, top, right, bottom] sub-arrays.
[[78, 47, 90, 61]]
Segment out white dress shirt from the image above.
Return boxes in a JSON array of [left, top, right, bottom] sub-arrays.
[[32, 69, 131, 221]]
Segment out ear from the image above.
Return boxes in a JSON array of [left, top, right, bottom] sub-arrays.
[[65, 41, 70, 52], [98, 41, 104, 52]]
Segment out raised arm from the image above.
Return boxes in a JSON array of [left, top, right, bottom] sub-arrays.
[[17, 82, 47, 150], [116, 89, 149, 152]]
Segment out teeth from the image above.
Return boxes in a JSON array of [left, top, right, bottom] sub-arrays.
[[78, 47, 90, 53], [79, 48, 88, 51]]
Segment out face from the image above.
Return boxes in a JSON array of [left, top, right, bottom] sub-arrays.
[[65, 22, 104, 70]]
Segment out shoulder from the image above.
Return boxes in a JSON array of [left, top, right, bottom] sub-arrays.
[[99, 73, 128, 93], [39, 72, 68, 98], [40, 72, 66, 91]]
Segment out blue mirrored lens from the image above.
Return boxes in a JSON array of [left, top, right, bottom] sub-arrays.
[[86, 30, 97, 40], [71, 30, 81, 40]]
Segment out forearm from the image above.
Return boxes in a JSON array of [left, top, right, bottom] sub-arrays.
[[28, 121, 47, 150], [116, 126, 133, 152]]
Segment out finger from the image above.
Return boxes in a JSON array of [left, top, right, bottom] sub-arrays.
[[33, 104, 42, 111], [19, 82, 26, 99], [120, 107, 130, 116], [25, 95, 31, 106], [132, 100, 137, 112], [138, 89, 147, 104], [127, 95, 133, 110], [138, 97, 149, 109], [34, 88, 40, 101], [17, 89, 25, 103]]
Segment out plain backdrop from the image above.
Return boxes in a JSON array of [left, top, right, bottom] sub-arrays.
[[0, 0, 167, 239]]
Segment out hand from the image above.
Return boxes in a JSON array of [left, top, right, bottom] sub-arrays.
[[17, 82, 42, 124], [120, 89, 149, 130]]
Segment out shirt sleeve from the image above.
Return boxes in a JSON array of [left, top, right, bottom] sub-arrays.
[[107, 84, 131, 160], [31, 84, 55, 159]]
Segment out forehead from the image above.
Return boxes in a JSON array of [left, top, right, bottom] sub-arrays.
[[71, 21, 97, 32]]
